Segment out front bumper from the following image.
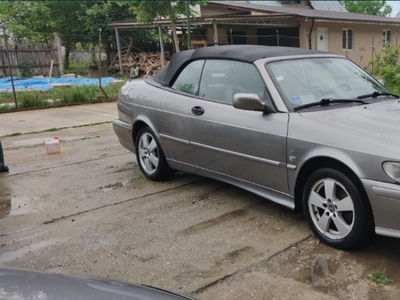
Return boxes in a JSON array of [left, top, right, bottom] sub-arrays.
[[361, 179, 400, 238], [112, 119, 135, 153]]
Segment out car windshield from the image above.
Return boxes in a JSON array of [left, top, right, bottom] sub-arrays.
[[266, 57, 388, 111]]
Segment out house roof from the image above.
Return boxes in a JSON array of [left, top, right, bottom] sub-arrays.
[[233, 0, 347, 12], [152, 45, 328, 86], [209, 1, 400, 25], [310, 1, 346, 12], [109, 1, 400, 30]]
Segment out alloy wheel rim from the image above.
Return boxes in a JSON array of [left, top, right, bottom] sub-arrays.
[[138, 133, 159, 174], [308, 178, 355, 240]]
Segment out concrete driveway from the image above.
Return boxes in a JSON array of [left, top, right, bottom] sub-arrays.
[[1, 103, 400, 299]]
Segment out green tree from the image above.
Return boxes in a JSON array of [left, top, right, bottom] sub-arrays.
[[340, 0, 392, 16], [79, 1, 138, 66], [0, 1, 142, 69], [46, 2, 88, 69], [132, 1, 202, 52], [0, 2, 54, 43]]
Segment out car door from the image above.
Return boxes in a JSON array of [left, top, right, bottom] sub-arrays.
[[155, 59, 205, 169], [186, 59, 289, 193]]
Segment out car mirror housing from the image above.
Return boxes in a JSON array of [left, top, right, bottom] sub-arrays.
[[233, 93, 273, 113]]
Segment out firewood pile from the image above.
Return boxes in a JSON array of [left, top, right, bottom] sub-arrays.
[[125, 52, 172, 77], [109, 50, 172, 77]]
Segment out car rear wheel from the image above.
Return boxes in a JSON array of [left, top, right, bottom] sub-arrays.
[[135, 127, 174, 181], [303, 168, 373, 249]]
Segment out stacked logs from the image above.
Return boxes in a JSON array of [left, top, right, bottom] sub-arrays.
[[119, 52, 172, 77]]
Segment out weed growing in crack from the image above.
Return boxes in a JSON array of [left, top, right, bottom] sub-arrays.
[[369, 270, 392, 285]]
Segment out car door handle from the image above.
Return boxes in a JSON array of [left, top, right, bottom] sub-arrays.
[[191, 106, 204, 116]]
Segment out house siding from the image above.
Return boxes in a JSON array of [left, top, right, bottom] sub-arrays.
[[200, 3, 400, 68], [300, 20, 400, 68]]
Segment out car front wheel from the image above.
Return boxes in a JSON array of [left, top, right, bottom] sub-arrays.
[[303, 168, 373, 249], [135, 127, 174, 181]]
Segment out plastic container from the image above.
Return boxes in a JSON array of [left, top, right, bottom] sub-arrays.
[[45, 137, 61, 154]]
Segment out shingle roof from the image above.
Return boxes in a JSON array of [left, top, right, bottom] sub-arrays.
[[310, 1, 347, 12], [210, 1, 400, 24], [246, 0, 347, 12]]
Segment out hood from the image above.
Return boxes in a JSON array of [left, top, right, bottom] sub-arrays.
[[294, 100, 400, 158], [0, 268, 195, 300]]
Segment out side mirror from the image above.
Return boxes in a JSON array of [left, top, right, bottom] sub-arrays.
[[233, 93, 274, 113]]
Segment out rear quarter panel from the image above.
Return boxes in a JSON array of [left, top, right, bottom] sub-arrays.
[[118, 79, 197, 165]]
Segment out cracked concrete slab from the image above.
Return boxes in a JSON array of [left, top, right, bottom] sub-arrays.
[[1, 103, 400, 299]]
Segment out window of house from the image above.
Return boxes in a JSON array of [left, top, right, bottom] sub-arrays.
[[342, 29, 353, 50], [198, 60, 266, 104], [383, 30, 391, 45], [171, 60, 205, 95]]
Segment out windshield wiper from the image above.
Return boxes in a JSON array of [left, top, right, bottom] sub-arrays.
[[356, 91, 399, 99], [293, 98, 367, 112]]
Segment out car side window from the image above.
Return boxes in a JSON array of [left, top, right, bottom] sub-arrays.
[[171, 60, 205, 95], [198, 60, 266, 104]]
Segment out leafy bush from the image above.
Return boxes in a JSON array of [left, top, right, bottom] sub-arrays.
[[19, 61, 34, 78], [19, 92, 49, 108], [366, 44, 400, 93]]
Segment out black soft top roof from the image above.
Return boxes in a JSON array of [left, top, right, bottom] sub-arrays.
[[153, 45, 328, 86]]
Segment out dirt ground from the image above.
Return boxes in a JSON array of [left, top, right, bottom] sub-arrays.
[[1, 108, 400, 299]]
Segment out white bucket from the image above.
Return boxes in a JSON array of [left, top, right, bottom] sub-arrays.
[[45, 137, 61, 155]]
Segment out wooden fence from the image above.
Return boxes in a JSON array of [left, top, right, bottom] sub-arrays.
[[0, 43, 61, 77]]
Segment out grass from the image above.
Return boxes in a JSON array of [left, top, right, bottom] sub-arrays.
[[64, 57, 109, 75], [0, 82, 124, 111], [369, 270, 392, 285], [65, 59, 93, 74]]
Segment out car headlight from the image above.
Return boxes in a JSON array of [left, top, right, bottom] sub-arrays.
[[382, 162, 400, 183]]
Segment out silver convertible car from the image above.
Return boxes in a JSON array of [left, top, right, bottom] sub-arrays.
[[113, 45, 400, 249]]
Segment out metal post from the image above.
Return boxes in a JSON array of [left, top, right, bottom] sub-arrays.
[[186, 0, 191, 49], [213, 20, 219, 46], [114, 27, 123, 74], [314, 30, 317, 50], [276, 29, 280, 46], [372, 32, 374, 74], [158, 25, 165, 67], [230, 28, 233, 44], [99, 28, 102, 84], [98, 28, 107, 99], [2, 23, 17, 108]]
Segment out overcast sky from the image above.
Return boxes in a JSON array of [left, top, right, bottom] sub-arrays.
[[390, 1, 400, 16]]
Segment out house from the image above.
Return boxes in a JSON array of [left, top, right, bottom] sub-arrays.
[[196, 1, 400, 67], [109, 0, 400, 71]]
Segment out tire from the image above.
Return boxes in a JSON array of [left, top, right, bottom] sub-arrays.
[[135, 127, 175, 181], [302, 168, 373, 249]]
